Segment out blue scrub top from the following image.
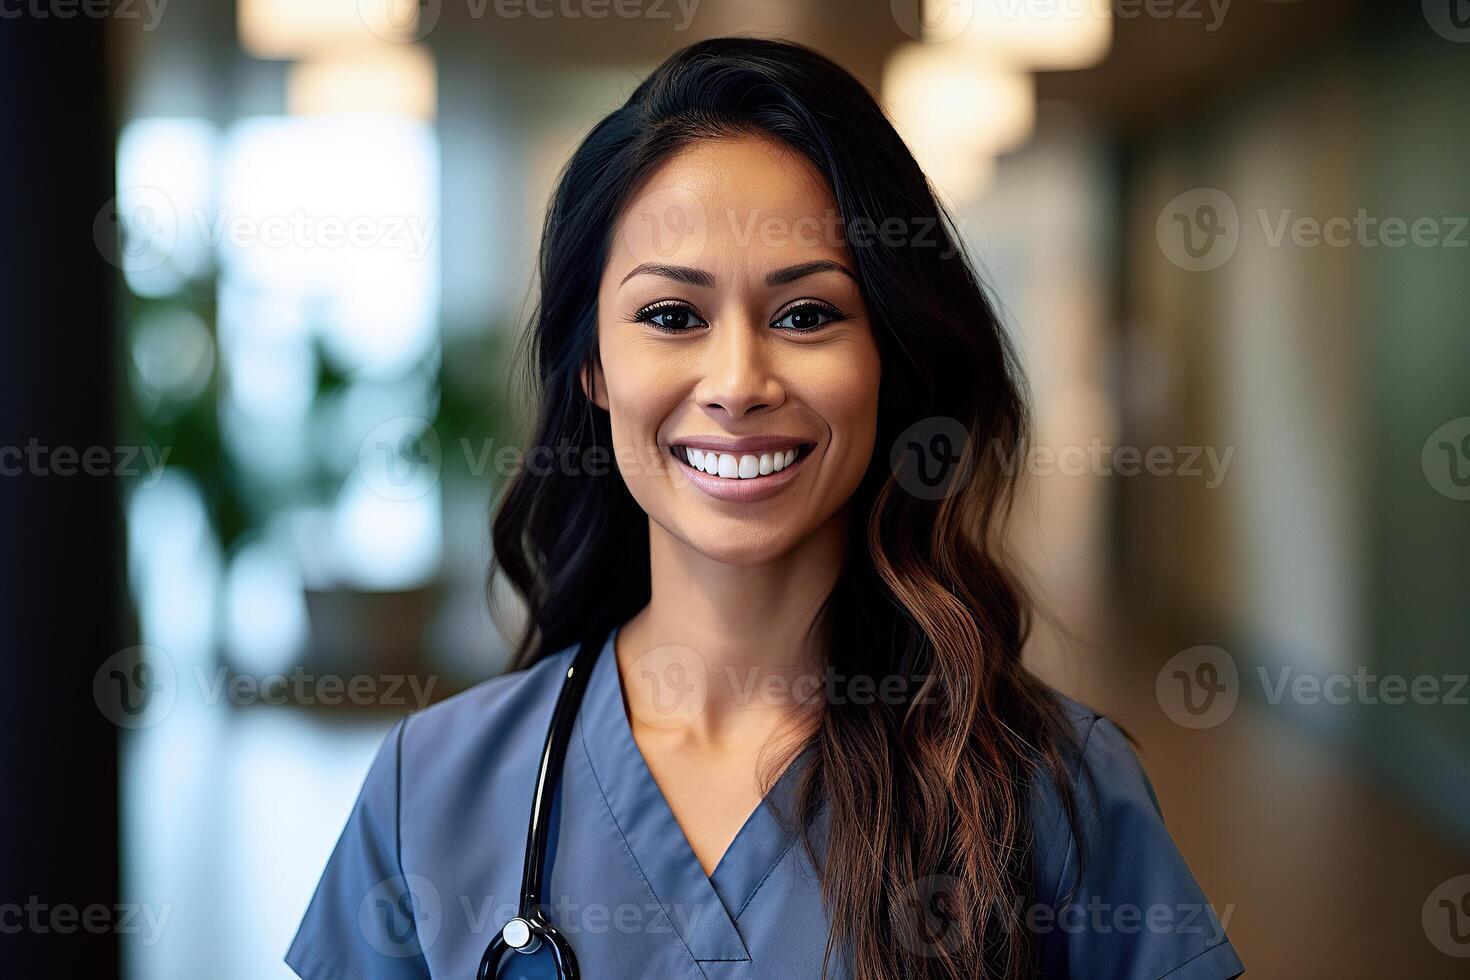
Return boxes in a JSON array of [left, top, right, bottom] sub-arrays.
[[287, 625, 1244, 979]]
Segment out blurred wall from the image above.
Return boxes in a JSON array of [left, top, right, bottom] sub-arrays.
[[1120, 22, 1470, 847]]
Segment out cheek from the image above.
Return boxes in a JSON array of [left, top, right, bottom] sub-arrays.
[[814, 341, 882, 455], [599, 341, 686, 447]]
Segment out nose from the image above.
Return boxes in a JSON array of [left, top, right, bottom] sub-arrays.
[[694, 317, 785, 421]]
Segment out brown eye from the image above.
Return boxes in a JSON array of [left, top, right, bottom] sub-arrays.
[[772, 301, 844, 333], [635, 302, 707, 333]]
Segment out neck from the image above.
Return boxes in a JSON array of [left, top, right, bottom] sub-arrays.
[[616, 511, 847, 741]]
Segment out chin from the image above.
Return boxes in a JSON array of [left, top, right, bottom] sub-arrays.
[[674, 520, 800, 567]]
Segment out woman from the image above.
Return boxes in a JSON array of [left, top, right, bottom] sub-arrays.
[[288, 37, 1243, 980]]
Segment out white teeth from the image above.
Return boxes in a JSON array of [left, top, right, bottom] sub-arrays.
[[679, 446, 804, 479]]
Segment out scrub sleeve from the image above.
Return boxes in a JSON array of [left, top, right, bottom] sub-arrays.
[[287, 716, 432, 980], [1035, 716, 1245, 980]]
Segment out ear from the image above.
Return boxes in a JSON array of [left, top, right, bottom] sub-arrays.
[[580, 357, 610, 411]]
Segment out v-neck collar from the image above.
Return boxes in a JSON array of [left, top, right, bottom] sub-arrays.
[[576, 622, 815, 963]]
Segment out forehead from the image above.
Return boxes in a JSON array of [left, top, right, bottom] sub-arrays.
[[606, 135, 848, 276]]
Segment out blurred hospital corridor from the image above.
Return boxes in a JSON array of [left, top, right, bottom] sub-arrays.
[[5, 1, 1468, 977]]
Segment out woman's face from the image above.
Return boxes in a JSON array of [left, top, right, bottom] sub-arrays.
[[589, 136, 882, 566]]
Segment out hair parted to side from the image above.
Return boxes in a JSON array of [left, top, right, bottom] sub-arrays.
[[490, 36, 1082, 980]]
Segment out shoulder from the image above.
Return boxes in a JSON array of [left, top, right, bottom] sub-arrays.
[[338, 644, 579, 822], [287, 648, 578, 978], [1029, 691, 1181, 894], [1028, 692, 1244, 979], [401, 645, 575, 749], [392, 644, 577, 795], [1029, 694, 1121, 896]]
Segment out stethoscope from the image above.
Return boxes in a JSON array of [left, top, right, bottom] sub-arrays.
[[477, 632, 606, 979]]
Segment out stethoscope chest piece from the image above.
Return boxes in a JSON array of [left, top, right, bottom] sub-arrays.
[[480, 910, 580, 979], [502, 917, 540, 954]]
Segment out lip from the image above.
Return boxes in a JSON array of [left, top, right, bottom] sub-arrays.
[[670, 434, 809, 454], [666, 439, 816, 503]]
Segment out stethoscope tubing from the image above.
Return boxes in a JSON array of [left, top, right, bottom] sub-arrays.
[[477, 632, 606, 979]]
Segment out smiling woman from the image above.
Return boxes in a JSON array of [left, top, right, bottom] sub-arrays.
[[586, 134, 881, 557], [287, 37, 1244, 980]]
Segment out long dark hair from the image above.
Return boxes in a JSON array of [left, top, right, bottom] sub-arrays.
[[490, 36, 1080, 980]]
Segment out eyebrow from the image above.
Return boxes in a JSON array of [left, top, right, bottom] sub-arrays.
[[618, 259, 857, 288], [618, 263, 715, 288]]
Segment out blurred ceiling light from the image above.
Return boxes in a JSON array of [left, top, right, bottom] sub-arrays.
[[287, 43, 436, 120], [939, 0, 1112, 71], [238, 0, 422, 58], [883, 42, 1033, 197]]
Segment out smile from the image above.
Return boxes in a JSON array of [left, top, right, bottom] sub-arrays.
[[673, 444, 813, 478], [667, 439, 817, 502]]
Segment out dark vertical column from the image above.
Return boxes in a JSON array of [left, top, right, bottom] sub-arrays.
[[0, 10, 123, 978]]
